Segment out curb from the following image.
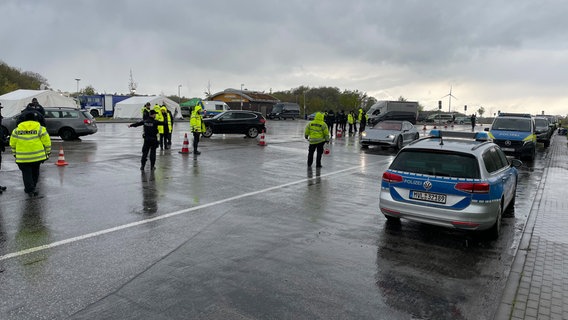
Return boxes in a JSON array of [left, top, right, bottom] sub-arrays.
[[493, 137, 556, 319]]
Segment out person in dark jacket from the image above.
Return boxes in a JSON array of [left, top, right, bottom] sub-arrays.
[[18, 100, 46, 126], [128, 110, 165, 170]]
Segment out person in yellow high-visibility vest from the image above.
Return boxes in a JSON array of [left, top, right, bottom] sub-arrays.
[[304, 112, 330, 168], [9, 112, 51, 197], [190, 102, 206, 155], [160, 105, 172, 149]]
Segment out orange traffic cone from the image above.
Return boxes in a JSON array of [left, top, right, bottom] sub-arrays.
[[179, 133, 191, 154], [258, 130, 267, 146], [55, 146, 68, 166], [337, 128, 342, 138], [423, 124, 427, 130]]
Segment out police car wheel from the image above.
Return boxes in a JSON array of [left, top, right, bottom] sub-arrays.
[[486, 201, 502, 240]]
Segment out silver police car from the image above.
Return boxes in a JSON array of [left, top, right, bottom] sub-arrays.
[[379, 130, 522, 239]]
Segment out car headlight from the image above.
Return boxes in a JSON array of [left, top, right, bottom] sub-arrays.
[[387, 134, 395, 140], [361, 132, 367, 137]]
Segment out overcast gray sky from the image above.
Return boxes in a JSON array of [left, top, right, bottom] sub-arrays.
[[2, 0, 567, 116]]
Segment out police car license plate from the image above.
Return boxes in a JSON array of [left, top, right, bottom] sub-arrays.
[[410, 190, 447, 204], [501, 147, 515, 152]]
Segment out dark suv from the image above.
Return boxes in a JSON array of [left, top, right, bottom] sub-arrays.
[[2, 107, 98, 140], [267, 102, 300, 120], [534, 116, 554, 148], [202, 110, 266, 138], [486, 113, 536, 160]]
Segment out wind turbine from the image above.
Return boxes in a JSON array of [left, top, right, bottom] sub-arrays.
[[441, 86, 458, 113]]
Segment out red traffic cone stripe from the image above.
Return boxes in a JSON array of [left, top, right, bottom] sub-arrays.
[[179, 133, 191, 154], [55, 146, 68, 166], [258, 130, 267, 146]]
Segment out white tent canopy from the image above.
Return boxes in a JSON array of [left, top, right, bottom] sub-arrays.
[[0, 89, 78, 117], [113, 96, 183, 119]]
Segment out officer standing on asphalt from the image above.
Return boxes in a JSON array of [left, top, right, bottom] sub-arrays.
[[129, 110, 165, 170], [18, 100, 46, 126], [347, 111, 355, 134], [470, 114, 476, 131], [159, 105, 172, 150], [304, 112, 330, 168], [190, 102, 206, 155], [9, 112, 51, 197], [0, 103, 7, 194], [141, 102, 152, 120]]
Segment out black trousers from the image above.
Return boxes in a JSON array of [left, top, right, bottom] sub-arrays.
[[307, 142, 325, 167], [141, 139, 158, 168], [193, 132, 200, 152], [17, 162, 41, 193]]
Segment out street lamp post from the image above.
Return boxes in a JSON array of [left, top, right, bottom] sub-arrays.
[[75, 78, 81, 94], [240, 83, 244, 110], [178, 85, 182, 104]]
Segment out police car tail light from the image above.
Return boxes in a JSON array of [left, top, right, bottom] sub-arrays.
[[454, 182, 490, 194], [382, 172, 403, 183], [83, 119, 92, 125]]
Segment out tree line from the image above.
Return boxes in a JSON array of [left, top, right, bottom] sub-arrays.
[[270, 86, 378, 114], [0, 61, 49, 95]]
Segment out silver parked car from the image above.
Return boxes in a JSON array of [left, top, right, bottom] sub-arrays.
[[1, 107, 98, 141], [360, 120, 420, 150]]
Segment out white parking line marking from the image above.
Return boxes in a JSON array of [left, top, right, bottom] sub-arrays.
[[0, 165, 368, 261]]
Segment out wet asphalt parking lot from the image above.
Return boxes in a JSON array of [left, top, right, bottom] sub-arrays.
[[0, 120, 548, 319]]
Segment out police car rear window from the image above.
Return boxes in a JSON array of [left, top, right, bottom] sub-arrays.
[[390, 150, 480, 179]]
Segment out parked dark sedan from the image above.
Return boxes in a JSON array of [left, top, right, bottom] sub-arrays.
[[201, 110, 267, 138]]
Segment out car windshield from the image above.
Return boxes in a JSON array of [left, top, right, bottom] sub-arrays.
[[534, 119, 548, 127], [272, 105, 283, 113], [492, 118, 532, 132], [374, 122, 402, 130], [390, 149, 480, 179]]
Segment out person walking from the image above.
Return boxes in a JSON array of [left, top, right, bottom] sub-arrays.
[[304, 112, 330, 168], [128, 110, 165, 170], [470, 114, 476, 131], [190, 103, 206, 155], [9, 112, 51, 197], [0, 103, 7, 194]]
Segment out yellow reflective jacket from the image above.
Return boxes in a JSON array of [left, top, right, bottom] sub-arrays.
[[190, 105, 206, 133], [304, 112, 330, 144], [10, 120, 51, 163], [160, 106, 172, 133]]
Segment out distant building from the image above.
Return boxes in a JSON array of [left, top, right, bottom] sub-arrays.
[[208, 89, 279, 115]]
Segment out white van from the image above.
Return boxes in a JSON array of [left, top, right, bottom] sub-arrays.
[[202, 101, 230, 117]]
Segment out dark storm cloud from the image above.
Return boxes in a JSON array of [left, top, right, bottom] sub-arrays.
[[1, 0, 568, 114]]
